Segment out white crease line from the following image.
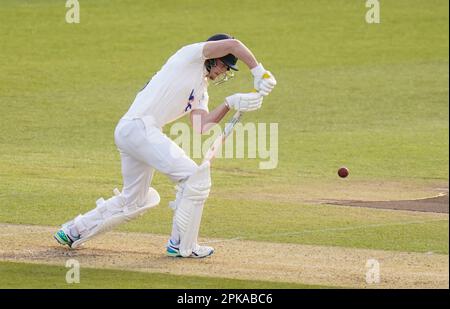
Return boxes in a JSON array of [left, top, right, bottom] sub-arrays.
[[201, 237, 244, 244], [201, 219, 448, 245]]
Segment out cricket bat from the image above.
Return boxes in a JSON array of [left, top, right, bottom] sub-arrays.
[[203, 110, 243, 163]]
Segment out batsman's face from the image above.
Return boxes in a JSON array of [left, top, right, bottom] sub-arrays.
[[208, 59, 229, 80]]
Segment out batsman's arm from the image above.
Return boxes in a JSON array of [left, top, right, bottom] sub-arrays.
[[190, 102, 230, 134], [203, 39, 258, 70]]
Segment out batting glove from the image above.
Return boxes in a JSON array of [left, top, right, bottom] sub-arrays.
[[225, 92, 263, 112], [251, 63, 277, 96]]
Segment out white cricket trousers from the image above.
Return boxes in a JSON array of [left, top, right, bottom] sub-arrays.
[[114, 118, 198, 207], [67, 117, 198, 241]]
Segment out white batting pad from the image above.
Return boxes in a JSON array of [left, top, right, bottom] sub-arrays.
[[173, 162, 211, 257], [70, 187, 160, 248]]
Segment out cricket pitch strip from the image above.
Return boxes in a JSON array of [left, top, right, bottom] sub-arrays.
[[0, 223, 448, 288]]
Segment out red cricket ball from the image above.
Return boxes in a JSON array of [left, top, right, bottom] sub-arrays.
[[338, 167, 349, 178]]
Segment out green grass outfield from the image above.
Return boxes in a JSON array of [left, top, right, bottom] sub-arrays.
[[0, 0, 448, 288], [0, 261, 326, 289]]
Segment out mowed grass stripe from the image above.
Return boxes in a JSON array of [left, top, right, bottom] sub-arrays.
[[0, 261, 325, 289]]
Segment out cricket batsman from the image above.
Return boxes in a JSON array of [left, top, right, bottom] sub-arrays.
[[54, 33, 277, 258]]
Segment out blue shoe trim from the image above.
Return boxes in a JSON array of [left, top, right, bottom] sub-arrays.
[[54, 230, 73, 247]]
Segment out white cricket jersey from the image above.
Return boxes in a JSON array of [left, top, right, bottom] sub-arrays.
[[122, 42, 210, 127]]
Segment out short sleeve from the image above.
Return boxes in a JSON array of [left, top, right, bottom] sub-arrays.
[[178, 42, 207, 65], [193, 91, 209, 112]]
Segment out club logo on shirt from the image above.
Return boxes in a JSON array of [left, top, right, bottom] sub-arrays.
[[184, 89, 194, 112]]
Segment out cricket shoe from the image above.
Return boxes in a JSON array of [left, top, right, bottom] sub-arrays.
[[166, 240, 214, 258], [54, 228, 78, 248]]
